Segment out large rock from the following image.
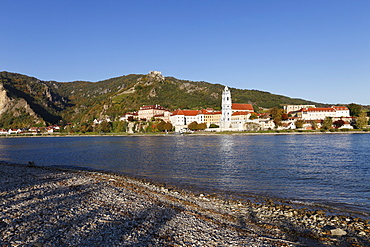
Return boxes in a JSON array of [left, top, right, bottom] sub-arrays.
[[330, 228, 347, 236]]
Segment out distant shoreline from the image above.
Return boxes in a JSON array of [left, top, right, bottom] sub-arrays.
[[1, 129, 370, 138]]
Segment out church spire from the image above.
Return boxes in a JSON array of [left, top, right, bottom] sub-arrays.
[[220, 86, 232, 129]]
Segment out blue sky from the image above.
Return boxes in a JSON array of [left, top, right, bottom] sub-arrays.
[[2, 1, 370, 105]]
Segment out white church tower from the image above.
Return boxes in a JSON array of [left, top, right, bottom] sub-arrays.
[[220, 86, 232, 129]]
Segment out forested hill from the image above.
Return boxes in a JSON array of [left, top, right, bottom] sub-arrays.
[[0, 71, 319, 128]]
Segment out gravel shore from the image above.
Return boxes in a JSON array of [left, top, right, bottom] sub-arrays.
[[0, 162, 369, 246]]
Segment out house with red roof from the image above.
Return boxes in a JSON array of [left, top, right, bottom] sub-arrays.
[[295, 106, 350, 120], [170, 109, 203, 132], [28, 127, 40, 133], [0, 129, 8, 135], [8, 129, 21, 134]]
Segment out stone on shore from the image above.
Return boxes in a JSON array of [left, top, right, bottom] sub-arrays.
[[0, 162, 369, 246]]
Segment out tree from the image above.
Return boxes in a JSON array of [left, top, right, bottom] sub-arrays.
[[127, 116, 136, 122], [245, 122, 261, 131], [98, 120, 112, 133], [113, 121, 126, 133], [311, 121, 318, 130], [164, 122, 173, 132], [269, 107, 283, 127], [295, 119, 305, 128], [80, 122, 93, 133], [322, 117, 333, 130], [156, 121, 166, 132], [347, 103, 362, 117], [197, 122, 207, 130], [188, 121, 198, 131], [269, 107, 283, 119], [249, 112, 258, 120], [209, 123, 219, 128], [333, 120, 345, 129], [355, 112, 368, 129]]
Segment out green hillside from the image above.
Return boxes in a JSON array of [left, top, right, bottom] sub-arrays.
[[0, 71, 321, 128]]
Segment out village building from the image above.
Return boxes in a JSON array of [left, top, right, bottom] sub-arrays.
[[337, 120, 353, 129], [201, 108, 222, 127], [283, 104, 316, 113], [93, 117, 112, 125], [46, 127, 54, 133], [152, 111, 172, 122], [293, 106, 350, 120], [0, 129, 8, 135], [170, 108, 222, 132], [29, 127, 40, 133], [170, 109, 203, 132], [258, 119, 276, 130], [8, 129, 21, 134], [119, 112, 138, 121], [137, 104, 170, 121]]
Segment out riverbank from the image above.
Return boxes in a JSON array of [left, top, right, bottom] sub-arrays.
[[1, 128, 370, 138], [0, 162, 369, 246]]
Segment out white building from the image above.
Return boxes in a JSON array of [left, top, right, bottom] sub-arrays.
[[119, 112, 138, 121], [0, 129, 8, 135], [297, 106, 350, 120], [283, 104, 316, 113], [170, 109, 204, 132], [138, 104, 170, 121], [93, 117, 112, 125], [8, 129, 21, 134]]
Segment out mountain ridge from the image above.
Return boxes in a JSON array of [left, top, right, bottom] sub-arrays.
[[0, 71, 326, 128]]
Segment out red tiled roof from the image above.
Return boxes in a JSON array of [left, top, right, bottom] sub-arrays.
[[171, 109, 184, 115], [123, 112, 138, 116], [232, 103, 254, 111], [300, 106, 349, 112], [300, 107, 335, 112], [333, 106, 349, 111], [199, 109, 222, 115], [232, 112, 248, 116], [171, 109, 200, 116]]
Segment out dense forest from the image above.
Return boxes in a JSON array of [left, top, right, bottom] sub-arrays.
[[0, 71, 340, 129]]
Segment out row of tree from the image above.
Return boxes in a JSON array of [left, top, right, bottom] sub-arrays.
[[64, 120, 214, 133], [62, 120, 173, 134]]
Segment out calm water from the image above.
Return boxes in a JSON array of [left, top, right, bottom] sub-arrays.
[[1, 134, 369, 216]]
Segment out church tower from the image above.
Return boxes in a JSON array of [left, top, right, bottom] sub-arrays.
[[220, 86, 232, 129]]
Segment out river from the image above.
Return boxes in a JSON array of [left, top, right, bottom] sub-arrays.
[[0, 134, 369, 217]]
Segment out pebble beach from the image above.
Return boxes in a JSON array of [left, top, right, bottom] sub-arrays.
[[0, 162, 369, 246]]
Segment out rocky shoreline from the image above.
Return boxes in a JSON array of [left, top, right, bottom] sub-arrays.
[[0, 162, 369, 246]]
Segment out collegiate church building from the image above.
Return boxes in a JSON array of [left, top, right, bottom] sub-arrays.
[[220, 86, 254, 131], [169, 86, 254, 132]]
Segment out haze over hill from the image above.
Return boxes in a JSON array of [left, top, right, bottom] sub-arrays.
[[0, 71, 334, 128]]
